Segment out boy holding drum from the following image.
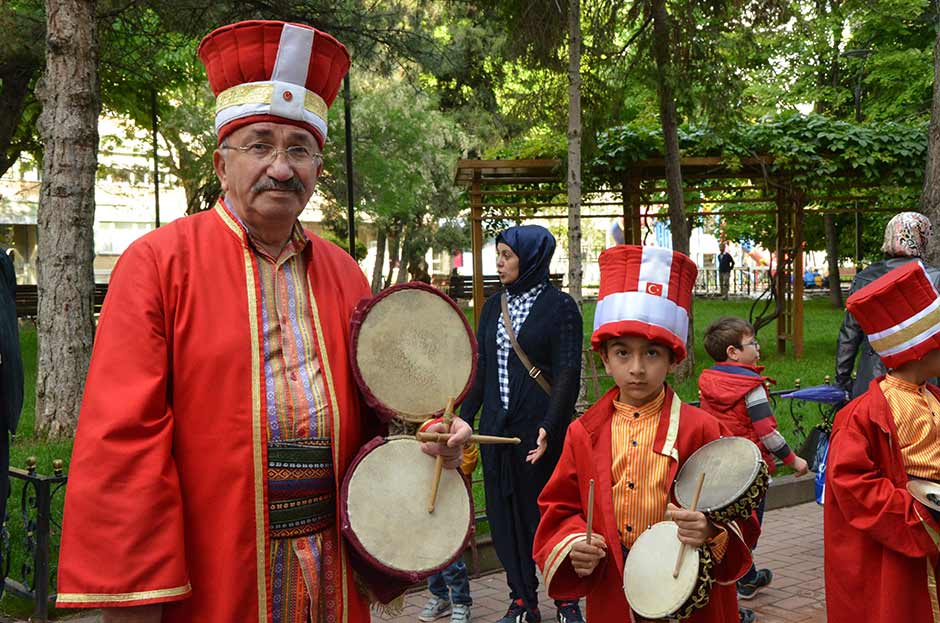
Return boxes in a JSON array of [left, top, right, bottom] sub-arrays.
[[533, 245, 760, 622], [825, 260, 940, 623]]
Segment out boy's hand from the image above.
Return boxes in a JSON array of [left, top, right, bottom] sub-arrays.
[[569, 534, 607, 577], [666, 503, 718, 548], [792, 455, 810, 477]]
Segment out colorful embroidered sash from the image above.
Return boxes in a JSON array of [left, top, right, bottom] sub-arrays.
[[268, 438, 335, 539]]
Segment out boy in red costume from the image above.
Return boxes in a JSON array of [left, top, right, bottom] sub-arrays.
[[533, 245, 759, 623], [698, 316, 809, 608], [825, 260, 940, 623]]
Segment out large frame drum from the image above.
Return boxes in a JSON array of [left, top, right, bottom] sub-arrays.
[[340, 436, 473, 582], [674, 437, 769, 524], [350, 282, 477, 423], [623, 521, 715, 620]]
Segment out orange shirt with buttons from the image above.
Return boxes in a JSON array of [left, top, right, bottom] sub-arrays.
[[881, 374, 940, 481]]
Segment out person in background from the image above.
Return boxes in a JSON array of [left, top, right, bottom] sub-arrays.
[[459, 225, 584, 623], [717, 242, 735, 300], [836, 212, 940, 399], [0, 248, 22, 565]]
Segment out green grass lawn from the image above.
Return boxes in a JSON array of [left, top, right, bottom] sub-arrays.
[[3, 296, 844, 615]]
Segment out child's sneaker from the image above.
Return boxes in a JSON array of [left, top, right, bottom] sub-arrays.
[[451, 603, 471, 623], [555, 600, 584, 623], [737, 568, 773, 600], [419, 596, 452, 622], [739, 606, 757, 622]]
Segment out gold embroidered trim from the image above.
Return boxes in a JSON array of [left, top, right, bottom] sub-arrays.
[[870, 306, 940, 352], [214, 201, 246, 242], [57, 583, 191, 604], [543, 532, 587, 590], [216, 82, 328, 121], [928, 559, 940, 622], [306, 270, 348, 623], [662, 394, 682, 461], [242, 243, 268, 622]]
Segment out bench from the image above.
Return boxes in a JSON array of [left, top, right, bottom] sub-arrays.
[[15, 283, 109, 318], [448, 273, 564, 300]]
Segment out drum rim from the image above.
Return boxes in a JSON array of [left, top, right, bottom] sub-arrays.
[[674, 436, 763, 513], [623, 521, 700, 618], [349, 282, 478, 423], [907, 479, 940, 512], [339, 435, 474, 583]]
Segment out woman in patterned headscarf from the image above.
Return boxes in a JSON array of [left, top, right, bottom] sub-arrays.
[[835, 212, 940, 398]]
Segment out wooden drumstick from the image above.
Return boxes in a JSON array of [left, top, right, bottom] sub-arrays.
[[585, 479, 595, 546], [673, 471, 706, 579], [427, 397, 456, 513], [416, 432, 522, 445]]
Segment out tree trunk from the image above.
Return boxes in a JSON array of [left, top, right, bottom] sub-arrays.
[[566, 0, 583, 308], [651, 0, 693, 381], [35, 0, 100, 438], [922, 16, 940, 267], [371, 228, 386, 294], [824, 214, 842, 308], [385, 229, 401, 289]]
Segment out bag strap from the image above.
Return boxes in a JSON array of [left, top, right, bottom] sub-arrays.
[[501, 292, 552, 396]]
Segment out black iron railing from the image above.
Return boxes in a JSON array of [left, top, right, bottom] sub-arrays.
[[3, 457, 67, 622]]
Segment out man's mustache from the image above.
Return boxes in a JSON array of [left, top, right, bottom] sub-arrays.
[[251, 177, 306, 194]]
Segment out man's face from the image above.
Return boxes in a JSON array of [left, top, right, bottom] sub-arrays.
[[213, 122, 322, 233]]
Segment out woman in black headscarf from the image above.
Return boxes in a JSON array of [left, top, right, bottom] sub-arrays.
[[459, 225, 584, 623]]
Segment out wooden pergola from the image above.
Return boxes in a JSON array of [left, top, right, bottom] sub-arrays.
[[455, 156, 892, 358]]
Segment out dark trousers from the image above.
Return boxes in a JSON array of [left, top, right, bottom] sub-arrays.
[[486, 475, 542, 612], [428, 559, 472, 606], [738, 496, 767, 585]]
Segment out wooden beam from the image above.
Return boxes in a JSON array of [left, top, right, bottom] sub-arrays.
[[470, 171, 485, 328]]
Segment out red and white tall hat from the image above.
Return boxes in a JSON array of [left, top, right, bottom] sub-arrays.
[[845, 260, 940, 369], [592, 245, 698, 362], [198, 20, 350, 147]]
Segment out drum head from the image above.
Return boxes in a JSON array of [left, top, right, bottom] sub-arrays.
[[351, 283, 476, 423], [340, 437, 473, 581], [623, 521, 699, 619], [908, 479, 940, 512], [675, 437, 762, 513]]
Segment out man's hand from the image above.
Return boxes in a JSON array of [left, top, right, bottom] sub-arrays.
[[525, 427, 548, 464], [665, 503, 718, 548], [421, 417, 472, 469], [792, 455, 810, 477], [569, 533, 607, 578]]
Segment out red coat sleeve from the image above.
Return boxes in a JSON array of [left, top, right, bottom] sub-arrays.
[[533, 427, 608, 600], [57, 240, 191, 608], [827, 426, 940, 557]]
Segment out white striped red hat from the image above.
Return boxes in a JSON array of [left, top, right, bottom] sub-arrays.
[[592, 245, 697, 362], [846, 260, 940, 369], [198, 21, 350, 147]]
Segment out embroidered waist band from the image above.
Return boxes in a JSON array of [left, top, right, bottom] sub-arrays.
[[268, 438, 335, 539]]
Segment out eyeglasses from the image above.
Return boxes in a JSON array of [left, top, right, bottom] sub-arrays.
[[221, 142, 323, 167], [739, 339, 760, 349]]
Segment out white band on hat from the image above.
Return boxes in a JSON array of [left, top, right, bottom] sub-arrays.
[[593, 290, 690, 344]]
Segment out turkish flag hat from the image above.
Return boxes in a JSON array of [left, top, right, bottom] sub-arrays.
[[846, 260, 940, 369], [198, 20, 350, 147], [592, 245, 697, 362]]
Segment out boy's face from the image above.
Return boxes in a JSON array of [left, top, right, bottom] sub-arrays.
[[727, 332, 760, 366], [918, 349, 940, 379], [600, 335, 676, 405]]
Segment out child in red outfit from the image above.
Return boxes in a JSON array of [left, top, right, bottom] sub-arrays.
[[698, 317, 809, 605], [532, 246, 760, 623]]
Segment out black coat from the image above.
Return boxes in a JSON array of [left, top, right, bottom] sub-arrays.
[[459, 285, 582, 493], [0, 251, 22, 435], [835, 256, 940, 398]]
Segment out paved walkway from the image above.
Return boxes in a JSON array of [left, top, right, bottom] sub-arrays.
[[378, 502, 826, 623], [47, 503, 825, 623]]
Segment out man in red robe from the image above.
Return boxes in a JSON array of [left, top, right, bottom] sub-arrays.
[[56, 20, 468, 623]]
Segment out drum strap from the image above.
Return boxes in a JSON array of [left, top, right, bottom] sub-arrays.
[[267, 438, 336, 539], [501, 293, 552, 396]]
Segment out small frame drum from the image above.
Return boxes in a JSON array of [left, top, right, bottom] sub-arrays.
[[674, 437, 769, 524], [907, 479, 940, 512], [350, 283, 477, 423], [623, 521, 715, 620], [340, 436, 473, 582]]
